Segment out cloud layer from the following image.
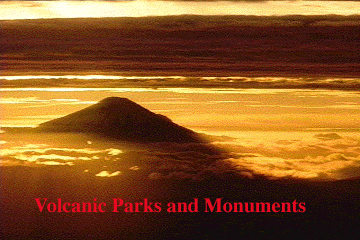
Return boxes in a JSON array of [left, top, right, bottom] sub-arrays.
[[2, 0, 360, 21], [221, 132, 360, 180], [2, 14, 360, 77], [1, 131, 359, 181]]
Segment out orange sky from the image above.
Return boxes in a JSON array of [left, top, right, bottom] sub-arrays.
[[1, 1, 360, 20]]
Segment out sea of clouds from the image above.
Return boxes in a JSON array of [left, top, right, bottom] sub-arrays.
[[1, 131, 359, 181]]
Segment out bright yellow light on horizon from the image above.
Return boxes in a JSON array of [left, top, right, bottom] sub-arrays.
[[1, 1, 360, 20]]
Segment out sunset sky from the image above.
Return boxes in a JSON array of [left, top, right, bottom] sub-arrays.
[[1, 1, 360, 20]]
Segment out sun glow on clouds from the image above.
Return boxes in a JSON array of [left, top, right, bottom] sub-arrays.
[[1, 131, 360, 180], [1, 75, 184, 81], [0, 144, 124, 166], [95, 171, 122, 177], [1, 1, 360, 20]]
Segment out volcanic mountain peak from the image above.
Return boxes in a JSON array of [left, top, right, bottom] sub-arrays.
[[37, 97, 203, 143], [101, 97, 130, 104], [98, 97, 143, 109]]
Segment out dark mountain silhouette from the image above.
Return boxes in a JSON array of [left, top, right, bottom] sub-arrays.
[[36, 97, 204, 143]]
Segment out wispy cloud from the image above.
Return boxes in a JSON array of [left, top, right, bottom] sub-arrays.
[[0, 144, 124, 165], [95, 170, 122, 177], [1, 76, 360, 90]]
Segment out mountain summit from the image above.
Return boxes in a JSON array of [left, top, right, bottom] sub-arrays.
[[36, 97, 203, 143]]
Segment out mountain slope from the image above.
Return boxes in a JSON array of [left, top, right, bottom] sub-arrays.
[[36, 97, 203, 143]]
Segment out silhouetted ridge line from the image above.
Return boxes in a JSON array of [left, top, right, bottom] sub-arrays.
[[36, 97, 203, 143]]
